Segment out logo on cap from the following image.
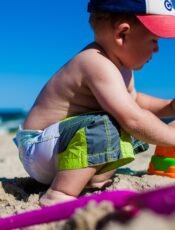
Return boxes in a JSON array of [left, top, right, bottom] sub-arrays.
[[164, 0, 173, 11]]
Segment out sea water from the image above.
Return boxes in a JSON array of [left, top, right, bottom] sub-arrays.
[[0, 109, 26, 134]]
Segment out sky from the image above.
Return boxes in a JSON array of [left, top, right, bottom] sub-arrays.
[[0, 0, 175, 111]]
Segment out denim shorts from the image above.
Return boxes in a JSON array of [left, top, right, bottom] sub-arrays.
[[14, 112, 147, 184]]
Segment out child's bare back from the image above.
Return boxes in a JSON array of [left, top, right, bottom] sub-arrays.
[[23, 43, 132, 130], [24, 44, 102, 130]]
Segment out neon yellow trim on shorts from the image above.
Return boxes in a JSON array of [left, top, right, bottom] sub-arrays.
[[120, 129, 135, 159], [58, 128, 88, 170]]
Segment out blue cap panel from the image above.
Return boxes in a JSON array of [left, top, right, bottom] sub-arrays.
[[88, 0, 146, 14]]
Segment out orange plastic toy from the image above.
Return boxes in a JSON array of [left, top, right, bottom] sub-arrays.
[[148, 146, 175, 178]]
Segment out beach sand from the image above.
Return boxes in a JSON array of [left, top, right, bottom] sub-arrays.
[[1, 134, 175, 229]]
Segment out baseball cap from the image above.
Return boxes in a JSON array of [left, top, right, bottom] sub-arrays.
[[88, 0, 175, 38]]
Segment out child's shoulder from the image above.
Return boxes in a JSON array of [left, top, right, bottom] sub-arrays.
[[75, 43, 120, 76]]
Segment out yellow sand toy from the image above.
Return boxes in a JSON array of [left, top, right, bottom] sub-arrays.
[[148, 146, 175, 178]]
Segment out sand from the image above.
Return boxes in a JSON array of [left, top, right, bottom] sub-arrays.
[[1, 133, 175, 229]]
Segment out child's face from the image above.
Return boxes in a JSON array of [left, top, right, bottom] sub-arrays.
[[120, 23, 159, 70]]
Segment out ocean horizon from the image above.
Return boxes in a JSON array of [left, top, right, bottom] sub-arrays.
[[0, 108, 26, 134]]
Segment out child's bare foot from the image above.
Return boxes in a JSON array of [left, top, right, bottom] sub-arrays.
[[39, 188, 76, 207], [86, 179, 114, 189]]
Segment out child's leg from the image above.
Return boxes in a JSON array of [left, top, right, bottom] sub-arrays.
[[86, 169, 116, 189], [40, 166, 100, 207]]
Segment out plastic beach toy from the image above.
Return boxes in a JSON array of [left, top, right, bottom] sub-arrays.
[[2, 185, 175, 230], [148, 146, 175, 178], [0, 190, 137, 230]]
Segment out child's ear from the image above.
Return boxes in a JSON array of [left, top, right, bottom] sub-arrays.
[[114, 22, 131, 44]]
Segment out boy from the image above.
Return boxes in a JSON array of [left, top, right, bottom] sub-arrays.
[[14, 0, 175, 206]]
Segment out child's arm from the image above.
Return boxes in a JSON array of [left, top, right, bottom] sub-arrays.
[[126, 72, 175, 118], [135, 93, 175, 118], [83, 55, 175, 146]]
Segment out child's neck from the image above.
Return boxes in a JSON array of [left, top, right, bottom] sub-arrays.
[[94, 41, 124, 70]]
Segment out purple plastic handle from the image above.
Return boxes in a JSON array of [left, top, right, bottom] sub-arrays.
[[1, 185, 175, 230], [129, 185, 175, 215], [0, 190, 136, 230]]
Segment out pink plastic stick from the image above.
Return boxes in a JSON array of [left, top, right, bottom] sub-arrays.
[[129, 185, 175, 215], [0, 190, 135, 230], [1, 185, 175, 230]]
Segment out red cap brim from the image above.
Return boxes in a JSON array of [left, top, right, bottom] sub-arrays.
[[136, 15, 175, 38]]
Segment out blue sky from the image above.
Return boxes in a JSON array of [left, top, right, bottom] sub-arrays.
[[0, 0, 175, 111]]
